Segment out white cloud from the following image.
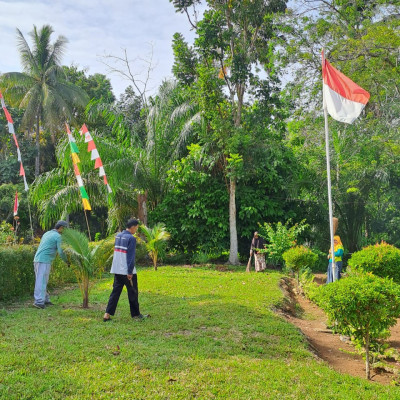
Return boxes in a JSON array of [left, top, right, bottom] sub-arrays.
[[0, 0, 204, 97]]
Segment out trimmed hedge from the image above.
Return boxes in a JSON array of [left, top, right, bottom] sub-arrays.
[[0, 245, 77, 302], [348, 242, 400, 283], [0, 245, 36, 302]]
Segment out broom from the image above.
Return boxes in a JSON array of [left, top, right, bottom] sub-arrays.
[[246, 252, 253, 272]]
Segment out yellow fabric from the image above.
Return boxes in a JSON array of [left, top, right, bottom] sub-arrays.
[[82, 198, 91, 211], [71, 153, 80, 164]]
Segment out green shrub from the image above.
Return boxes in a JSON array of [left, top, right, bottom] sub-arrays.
[[347, 242, 400, 283], [314, 274, 400, 379], [282, 246, 318, 283], [258, 219, 308, 267], [0, 245, 36, 301]]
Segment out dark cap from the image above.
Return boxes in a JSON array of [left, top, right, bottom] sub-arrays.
[[55, 220, 68, 229]]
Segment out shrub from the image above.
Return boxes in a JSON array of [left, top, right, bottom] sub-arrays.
[[347, 242, 400, 283], [283, 246, 318, 284], [314, 274, 400, 379], [258, 219, 308, 267], [0, 245, 36, 301]]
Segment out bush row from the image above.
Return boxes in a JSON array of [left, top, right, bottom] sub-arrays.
[[0, 245, 78, 302]]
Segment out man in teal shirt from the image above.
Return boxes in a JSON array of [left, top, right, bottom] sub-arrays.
[[33, 220, 68, 309]]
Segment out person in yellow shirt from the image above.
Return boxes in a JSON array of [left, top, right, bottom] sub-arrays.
[[327, 235, 344, 283]]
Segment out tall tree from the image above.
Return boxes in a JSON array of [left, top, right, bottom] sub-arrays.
[[0, 25, 88, 176], [170, 0, 287, 264], [284, 0, 400, 251]]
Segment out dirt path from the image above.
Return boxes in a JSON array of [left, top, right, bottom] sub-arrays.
[[279, 275, 400, 385]]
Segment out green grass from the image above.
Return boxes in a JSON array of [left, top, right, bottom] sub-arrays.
[[0, 266, 399, 399]]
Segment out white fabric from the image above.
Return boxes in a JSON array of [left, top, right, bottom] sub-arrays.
[[323, 84, 366, 124], [17, 148, 21, 161], [84, 133, 93, 143], [91, 149, 100, 160], [99, 166, 105, 177], [76, 175, 84, 187], [8, 122, 14, 133]]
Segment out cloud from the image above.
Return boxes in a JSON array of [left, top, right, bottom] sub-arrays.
[[0, 0, 204, 97]]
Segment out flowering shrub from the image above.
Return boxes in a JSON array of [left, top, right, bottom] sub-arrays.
[[348, 242, 400, 283]]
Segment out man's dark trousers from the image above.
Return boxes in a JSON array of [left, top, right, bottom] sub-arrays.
[[105, 274, 140, 317]]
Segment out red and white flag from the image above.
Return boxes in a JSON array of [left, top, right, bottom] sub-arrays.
[[13, 191, 19, 216], [322, 52, 370, 124]]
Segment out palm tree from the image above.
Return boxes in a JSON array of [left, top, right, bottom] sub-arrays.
[[62, 228, 114, 308], [139, 223, 170, 271], [0, 25, 88, 176]]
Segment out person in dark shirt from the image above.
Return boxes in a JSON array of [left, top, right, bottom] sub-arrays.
[[250, 231, 266, 272], [103, 219, 148, 321]]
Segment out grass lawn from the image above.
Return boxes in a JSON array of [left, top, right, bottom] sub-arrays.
[[1, 266, 399, 399]]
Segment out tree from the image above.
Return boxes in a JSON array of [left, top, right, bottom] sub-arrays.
[[0, 25, 88, 176], [315, 274, 400, 379], [139, 223, 170, 270], [62, 228, 114, 308], [283, 0, 400, 251], [170, 0, 287, 264]]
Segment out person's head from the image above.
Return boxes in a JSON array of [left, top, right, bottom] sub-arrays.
[[334, 235, 342, 246], [254, 231, 259, 238], [126, 218, 139, 234], [54, 220, 68, 233]]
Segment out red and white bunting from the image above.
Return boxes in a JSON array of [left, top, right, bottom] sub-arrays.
[[13, 190, 19, 216], [80, 124, 112, 193], [0, 91, 29, 191]]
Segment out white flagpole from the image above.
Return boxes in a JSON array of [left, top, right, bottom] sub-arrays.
[[322, 50, 337, 282]]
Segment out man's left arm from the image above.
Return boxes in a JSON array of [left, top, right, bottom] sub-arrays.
[[126, 236, 136, 275], [57, 235, 67, 262]]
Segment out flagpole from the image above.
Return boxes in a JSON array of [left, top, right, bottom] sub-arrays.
[[322, 50, 337, 282], [84, 209, 92, 242], [27, 199, 34, 243]]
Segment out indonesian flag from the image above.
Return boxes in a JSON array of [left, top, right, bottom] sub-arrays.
[[322, 52, 370, 124], [13, 191, 19, 216]]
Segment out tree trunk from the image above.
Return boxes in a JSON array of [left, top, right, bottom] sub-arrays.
[[35, 116, 40, 177], [82, 276, 89, 308], [137, 191, 148, 226], [228, 178, 240, 265], [153, 253, 158, 271], [365, 332, 370, 380]]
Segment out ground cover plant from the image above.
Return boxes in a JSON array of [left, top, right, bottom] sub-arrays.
[[1, 266, 400, 399]]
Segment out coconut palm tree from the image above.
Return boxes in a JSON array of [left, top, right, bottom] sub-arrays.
[[0, 25, 88, 176], [61, 228, 114, 308], [139, 223, 170, 270]]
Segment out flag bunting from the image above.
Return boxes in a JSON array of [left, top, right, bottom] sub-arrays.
[[80, 124, 112, 193], [0, 91, 29, 190], [13, 190, 19, 217], [66, 124, 92, 211]]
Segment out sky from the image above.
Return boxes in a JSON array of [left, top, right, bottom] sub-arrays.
[[0, 0, 204, 98]]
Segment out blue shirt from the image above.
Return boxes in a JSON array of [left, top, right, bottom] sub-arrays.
[[34, 229, 66, 263], [110, 230, 136, 275]]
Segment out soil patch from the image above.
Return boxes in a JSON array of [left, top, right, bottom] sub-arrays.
[[279, 275, 400, 385]]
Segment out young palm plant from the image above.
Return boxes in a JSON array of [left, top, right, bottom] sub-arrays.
[[61, 228, 114, 308], [139, 223, 170, 271]]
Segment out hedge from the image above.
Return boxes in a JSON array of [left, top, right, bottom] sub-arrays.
[[0, 245, 76, 302]]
